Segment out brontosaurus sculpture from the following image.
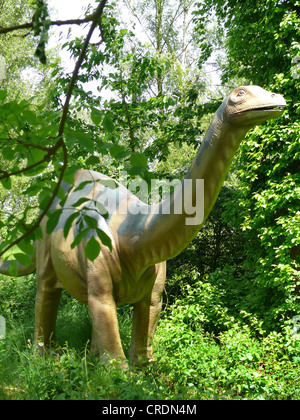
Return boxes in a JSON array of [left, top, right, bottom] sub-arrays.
[[0, 86, 286, 366]]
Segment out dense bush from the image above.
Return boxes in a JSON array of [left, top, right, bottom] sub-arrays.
[[194, 0, 300, 334]]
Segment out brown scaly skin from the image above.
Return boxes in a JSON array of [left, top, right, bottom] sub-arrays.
[[0, 86, 286, 367]]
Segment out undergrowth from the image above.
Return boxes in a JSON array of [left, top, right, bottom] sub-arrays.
[[0, 273, 299, 400]]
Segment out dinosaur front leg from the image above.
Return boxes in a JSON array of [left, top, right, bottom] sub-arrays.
[[129, 295, 163, 365], [88, 294, 127, 366]]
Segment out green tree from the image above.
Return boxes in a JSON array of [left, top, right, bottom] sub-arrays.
[[193, 0, 300, 332], [194, 0, 300, 88], [0, 0, 35, 92], [122, 0, 199, 95]]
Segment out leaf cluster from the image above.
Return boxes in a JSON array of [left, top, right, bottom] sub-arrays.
[[193, 0, 300, 87], [33, 0, 50, 64]]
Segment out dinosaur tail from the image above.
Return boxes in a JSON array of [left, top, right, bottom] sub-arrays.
[[0, 259, 36, 277]]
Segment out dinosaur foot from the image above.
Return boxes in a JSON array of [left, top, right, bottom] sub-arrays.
[[90, 351, 129, 371]]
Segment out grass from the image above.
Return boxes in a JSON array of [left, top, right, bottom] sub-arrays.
[[0, 274, 300, 400]]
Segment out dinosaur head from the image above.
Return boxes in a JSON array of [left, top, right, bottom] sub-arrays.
[[225, 85, 286, 127]]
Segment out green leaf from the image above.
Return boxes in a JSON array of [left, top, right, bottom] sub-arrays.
[[86, 156, 100, 166], [2, 147, 16, 161], [130, 152, 148, 168], [0, 177, 11, 190], [96, 228, 112, 251], [109, 144, 130, 160], [39, 192, 52, 210], [102, 113, 115, 133], [74, 180, 93, 192], [63, 167, 78, 185], [34, 226, 43, 241], [84, 236, 101, 261], [98, 179, 118, 189], [0, 89, 7, 102], [8, 260, 18, 277], [95, 201, 109, 218], [71, 227, 90, 249], [63, 212, 79, 239], [91, 107, 103, 126], [25, 162, 49, 177], [14, 253, 33, 266], [71, 197, 90, 207], [57, 184, 71, 205], [27, 149, 46, 165], [75, 131, 94, 150], [98, 142, 114, 152], [24, 184, 41, 197], [84, 214, 98, 229], [46, 210, 62, 234], [17, 240, 35, 256], [128, 166, 148, 176]]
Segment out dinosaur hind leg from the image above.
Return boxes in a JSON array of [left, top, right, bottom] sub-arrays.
[[87, 265, 127, 367], [34, 236, 62, 352], [129, 262, 166, 365]]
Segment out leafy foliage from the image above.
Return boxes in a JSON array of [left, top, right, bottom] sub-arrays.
[[192, 0, 300, 334], [33, 0, 50, 64], [193, 0, 300, 87]]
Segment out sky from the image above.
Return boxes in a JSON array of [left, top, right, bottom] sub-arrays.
[[48, 0, 97, 21], [47, 0, 144, 53]]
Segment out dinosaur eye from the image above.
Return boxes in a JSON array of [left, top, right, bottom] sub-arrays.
[[237, 89, 246, 97]]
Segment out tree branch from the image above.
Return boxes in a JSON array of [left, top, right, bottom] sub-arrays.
[[0, 140, 68, 258], [0, 142, 60, 180], [58, 0, 107, 137], [0, 16, 95, 35]]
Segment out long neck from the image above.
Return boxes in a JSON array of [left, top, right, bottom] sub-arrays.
[[135, 112, 248, 267]]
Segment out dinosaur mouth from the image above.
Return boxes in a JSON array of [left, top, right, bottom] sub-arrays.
[[231, 103, 286, 126], [253, 105, 286, 111], [240, 105, 286, 113]]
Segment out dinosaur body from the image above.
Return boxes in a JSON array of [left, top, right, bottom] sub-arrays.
[[0, 86, 286, 365]]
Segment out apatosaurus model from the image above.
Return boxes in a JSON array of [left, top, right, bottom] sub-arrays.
[[0, 86, 286, 366]]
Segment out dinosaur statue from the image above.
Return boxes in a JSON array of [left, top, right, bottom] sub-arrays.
[[0, 86, 286, 366]]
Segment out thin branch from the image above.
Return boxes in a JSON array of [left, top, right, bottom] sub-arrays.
[[16, 139, 50, 152], [0, 136, 52, 151], [0, 16, 95, 35], [58, 0, 107, 137], [0, 141, 68, 258], [0, 144, 57, 180]]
